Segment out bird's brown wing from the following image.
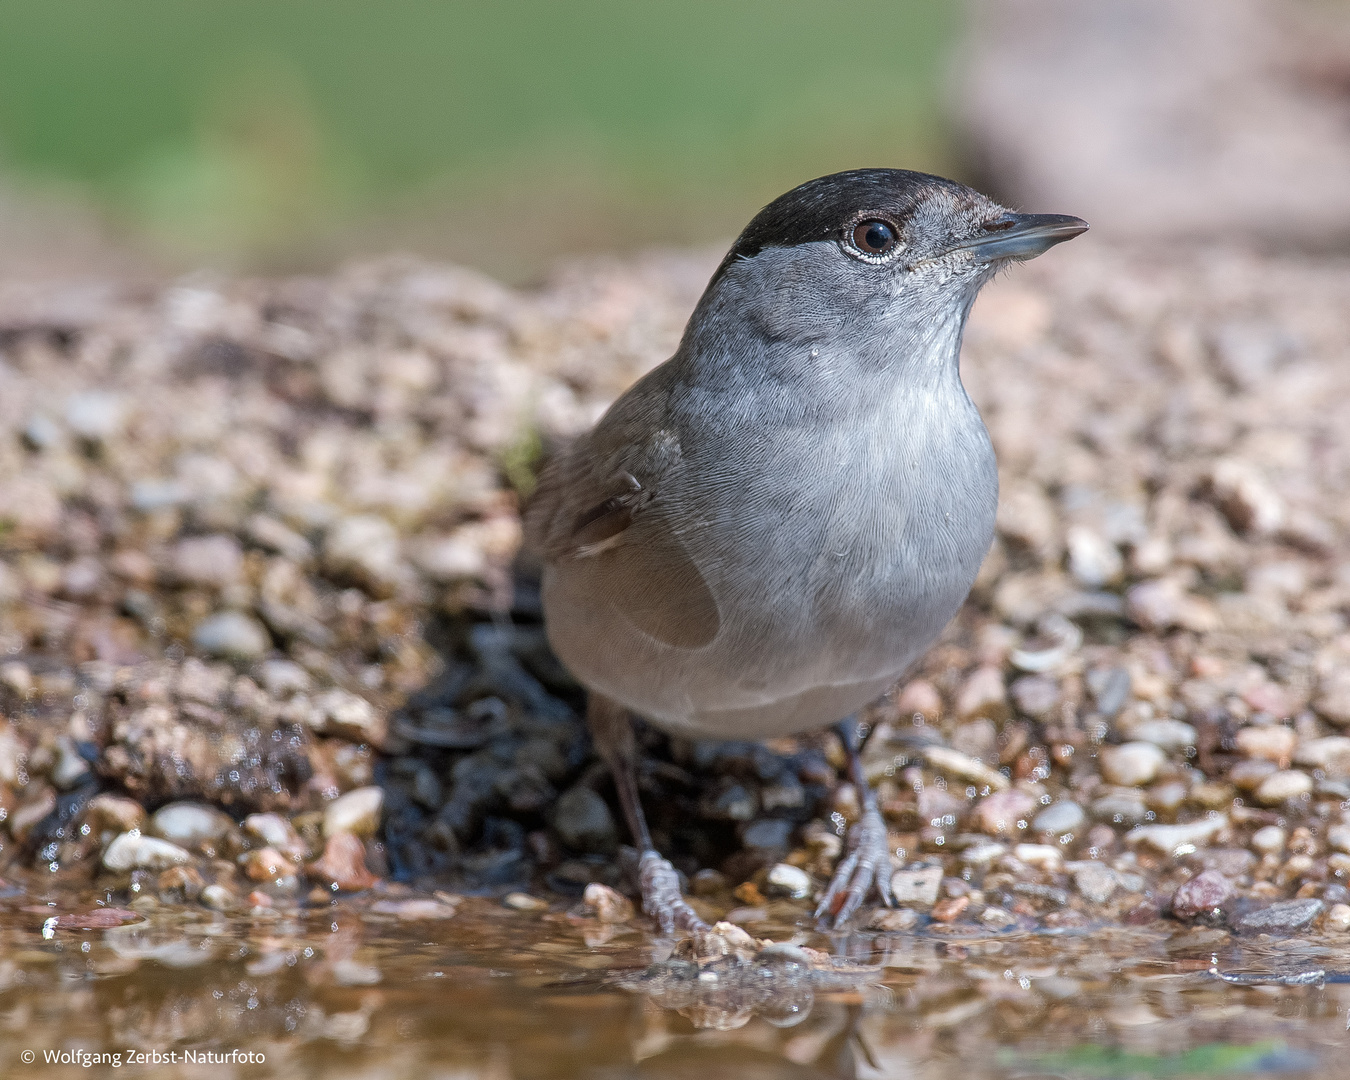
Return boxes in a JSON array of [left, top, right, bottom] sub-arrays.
[[524, 427, 720, 649]]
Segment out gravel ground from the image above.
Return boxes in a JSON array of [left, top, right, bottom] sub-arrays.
[[0, 239, 1348, 937]]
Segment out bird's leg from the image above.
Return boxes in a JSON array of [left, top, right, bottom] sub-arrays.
[[816, 715, 895, 929], [586, 693, 709, 935]]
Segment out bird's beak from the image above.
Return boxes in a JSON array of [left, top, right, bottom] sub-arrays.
[[949, 213, 1089, 262]]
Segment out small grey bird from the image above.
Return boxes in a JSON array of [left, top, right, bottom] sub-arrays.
[[526, 169, 1085, 932]]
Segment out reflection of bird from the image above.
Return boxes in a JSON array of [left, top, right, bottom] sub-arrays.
[[583, 1043, 849, 1080], [528, 169, 1086, 930]]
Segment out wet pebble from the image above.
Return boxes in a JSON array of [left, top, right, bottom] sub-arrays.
[[1253, 770, 1312, 806], [1171, 870, 1232, 919], [1236, 898, 1324, 934], [1068, 861, 1117, 904], [192, 611, 271, 660], [891, 865, 943, 906], [308, 833, 379, 891], [151, 802, 233, 846], [1033, 800, 1085, 835], [1326, 903, 1350, 932], [323, 786, 384, 838], [765, 863, 812, 899], [583, 882, 635, 922], [553, 786, 618, 854], [103, 833, 193, 872], [1100, 742, 1166, 786]]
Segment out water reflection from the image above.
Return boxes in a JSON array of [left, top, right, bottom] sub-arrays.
[[0, 892, 1341, 1078]]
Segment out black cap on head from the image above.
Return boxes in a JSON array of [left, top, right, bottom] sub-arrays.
[[709, 168, 969, 287]]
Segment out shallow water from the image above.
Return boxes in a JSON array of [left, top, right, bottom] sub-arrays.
[[2, 888, 1347, 1080]]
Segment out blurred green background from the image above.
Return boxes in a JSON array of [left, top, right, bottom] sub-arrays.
[[0, 0, 962, 279]]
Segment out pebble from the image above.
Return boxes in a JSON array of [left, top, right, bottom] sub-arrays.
[[552, 786, 618, 854], [242, 847, 294, 882], [1067, 861, 1117, 904], [894, 679, 943, 720], [925, 746, 1009, 791], [307, 833, 378, 891], [1126, 816, 1227, 855], [765, 863, 812, 900], [742, 818, 794, 852], [1091, 789, 1149, 826], [583, 882, 635, 922], [1032, 800, 1085, 836], [192, 611, 271, 660], [150, 802, 233, 846], [64, 390, 123, 440], [1013, 843, 1064, 870], [242, 813, 307, 859], [171, 534, 244, 588], [868, 907, 919, 932], [1250, 825, 1286, 855], [1235, 725, 1297, 765], [200, 884, 237, 911], [1236, 898, 1324, 934], [1099, 742, 1166, 786], [102, 833, 192, 872], [1327, 825, 1350, 855], [1066, 525, 1123, 587], [891, 865, 943, 906], [1123, 719, 1196, 752], [1171, 870, 1233, 919], [1009, 675, 1061, 718], [369, 899, 458, 920], [930, 896, 970, 923], [1293, 737, 1350, 777], [504, 892, 549, 912], [954, 665, 1008, 721], [83, 794, 146, 837], [1253, 770, 1312, 806], [974, 788, 1037, 834], [1326, 903, 1350, 932], [323, 786, 384, 838]]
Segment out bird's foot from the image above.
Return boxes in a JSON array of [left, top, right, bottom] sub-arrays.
[[639, 850, 710, 935], [815, 804, 894, 929]]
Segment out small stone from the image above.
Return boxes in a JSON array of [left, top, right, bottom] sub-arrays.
[[891, 865, 943, 906], [690, 868, 729, 895], [1171, 870, 1233, 920], [1328, 825, 1350, 855], [1123, 719, 1196, 752], [975, 788, 1037, 835], [1315, 670, 1350, 727], [868, 907, 919, 931], [1100, 742, 1166, 786], [1229, 758, 1278, 791], [1145, 781, 1188, 814], [192, 611, 271, 660], [242, 847, 294, 882], [157, 865, 205, 899], [1235, 725, 1297, 765], [1087, 666, 1132, 718], [894, 679, 943, 720], [307, 833, 378, 891], [552, 786, 618, 854], [1293, 737, 1350, 777], [742, 818, 794, 852], [1091, 789, 1148, 825], [200, 884, 237, 911], [1236, 898, 1324, 934], [980, 906, 1018, 930], [308, 688, 386, 747], [1326, 903, 1350, 932], [733, 881, 765, 906], [1250, 825, 1286, 855], [369, 899, 458, 920], [1210, 458, 1284, 536], [1033, 800, 1085, 836], [256, 658, 312, 696], [930, 896, 970, 923], [765, 863, 812, 900], [324, 515, 403, 593], [64, 390, 123, 440], [925, 746, 1009, 791], [171, 534, 244, 587], [1013, 843, 1063, 870], [103, 833, 193, 872], [1010, 675, 1061, 718], [83, 794, 146, 837], [51, 908, 142, 930], [1066, 525, 1123, 587], [1067, 861, 1117, 904], [1126, 816, 1227, 855], [323, 786, 383, 838], [242, 813, 307, 859], [151, 802, 233, 846], [955, 665, 1008, 721], [49, 738, 90, 790], [504, 892, 549, 912], [1253, 770, 1312, 806], [583, 882, 635, 923]]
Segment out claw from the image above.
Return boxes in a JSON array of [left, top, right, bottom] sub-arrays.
[[639, 850, 709, 935], [815, 805, 895, 929]]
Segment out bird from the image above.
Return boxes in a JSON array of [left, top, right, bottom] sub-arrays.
[[525, 168, 1086, 932]]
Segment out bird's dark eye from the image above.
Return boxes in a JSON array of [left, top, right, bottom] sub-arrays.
[[851, 219, 897, 255]]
